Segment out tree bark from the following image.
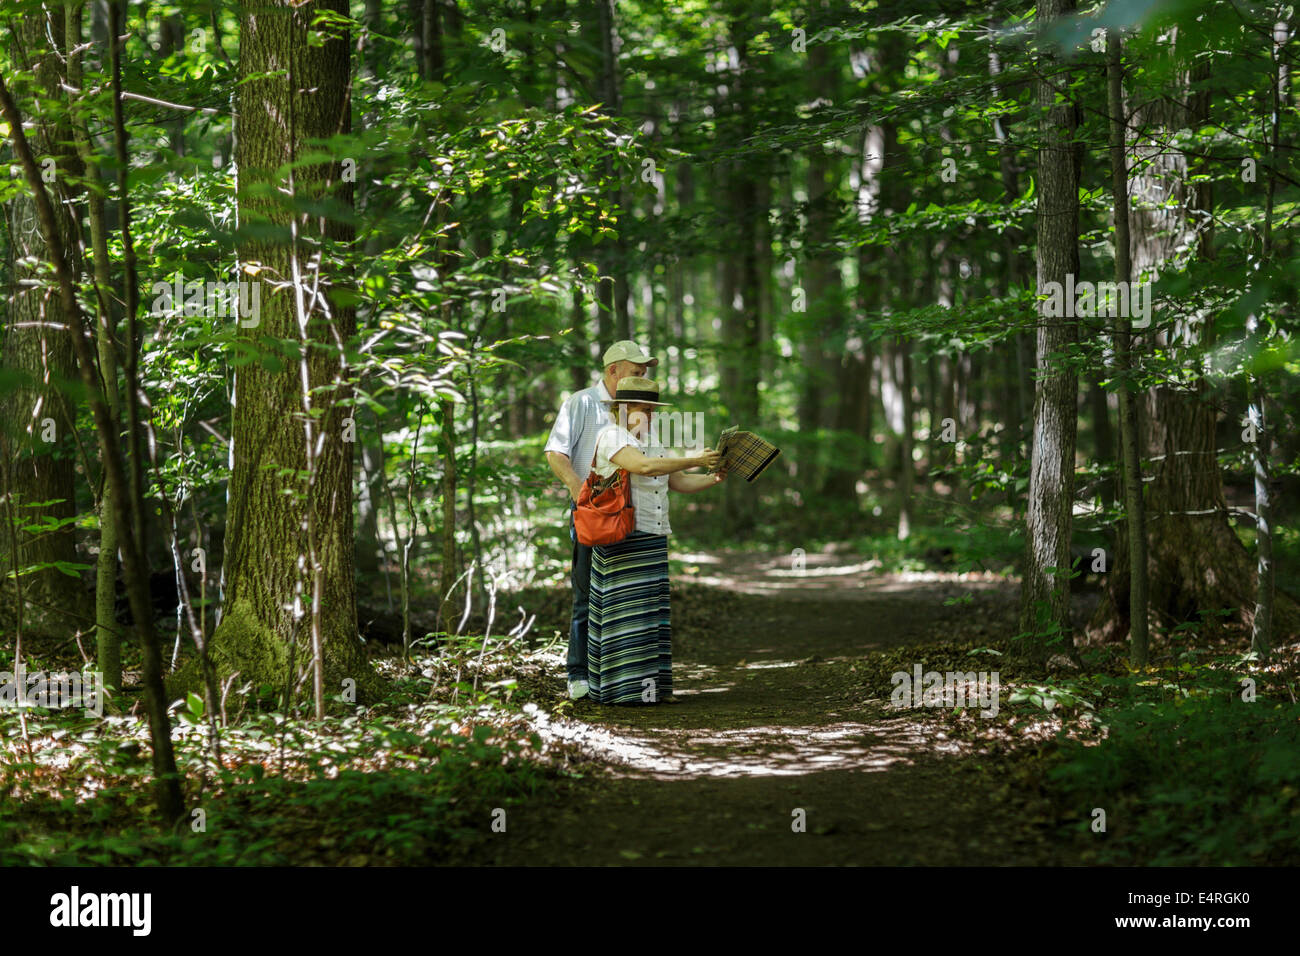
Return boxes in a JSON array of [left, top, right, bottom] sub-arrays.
[[1089, 374, 1115, 507], [66, 0, 126, 695], [719, 15, 763, 531], [897, 340, 916, 541], [0, 42, 185, 823], [798, 41, 839, 438], [590, 0, 629, 341], [204, 0, 380, 704], [1020, 0, 1080, 656], [354, 402, 385, 580], [1106, 29, 1149, 666], [988, 27, 1032, 490], [0, 12, 90, 640], [1249, 16, 1288, 657], [1088, 38, 1296, 641], [438, 398, 458, 629]]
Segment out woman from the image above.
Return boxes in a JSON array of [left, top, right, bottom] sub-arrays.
[[585, 376, 725, 705]]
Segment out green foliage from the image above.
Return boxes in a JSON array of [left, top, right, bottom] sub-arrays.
[[0, 0, 1297, 868], [1050, 689, 1300, 865], [0, 638, 554, 866]]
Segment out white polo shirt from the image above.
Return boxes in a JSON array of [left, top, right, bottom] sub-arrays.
[[544, 379, 613, 478], [593, 423, 671, 536]]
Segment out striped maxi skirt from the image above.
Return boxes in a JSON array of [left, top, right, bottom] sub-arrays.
[[587, 531, 672, 704]]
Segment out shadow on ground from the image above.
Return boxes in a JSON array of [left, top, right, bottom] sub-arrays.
[[447, 552, 1083, 866]]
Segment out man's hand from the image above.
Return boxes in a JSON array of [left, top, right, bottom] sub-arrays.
[[546, 451, 585, 502]]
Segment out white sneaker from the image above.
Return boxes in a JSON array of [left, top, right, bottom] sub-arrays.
[[567, 678, 589, 699]]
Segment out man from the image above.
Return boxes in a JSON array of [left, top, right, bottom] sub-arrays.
[[545, 340, 657, 699]]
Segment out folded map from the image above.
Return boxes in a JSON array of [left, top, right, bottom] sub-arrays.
[[710, 425, 781, 482]]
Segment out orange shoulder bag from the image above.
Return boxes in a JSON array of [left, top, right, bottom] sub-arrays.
[[574, 466, 635, 546]]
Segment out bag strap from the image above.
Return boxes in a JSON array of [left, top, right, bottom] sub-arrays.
[[583, 421, 630, 501], [590, 468, 624, 496]]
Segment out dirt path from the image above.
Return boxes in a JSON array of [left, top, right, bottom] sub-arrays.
[[464, 551, 1077, 866]]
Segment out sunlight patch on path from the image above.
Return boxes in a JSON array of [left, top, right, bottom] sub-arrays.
[[681, 560, 1017, 596], [527, 707, 944, 780]]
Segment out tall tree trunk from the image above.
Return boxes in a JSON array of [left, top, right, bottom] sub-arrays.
[[0, 19, 185, 821], [66, 0, 126, 695], [988, 27, 1032, 486], [870, 44, 914, 537], [896, 340, 916, 540], [158, 13, 187, 156], [438, 398, 458, 628], [354, 0, 387, 584], [569, 282, 589, 393], [1249, 16, 1288, 657], [591, 0, 629, 341], [354, 402, 385, 580], [798, 41, 837, 438], [840, 117, 881, 492], [807, 39, 867, 501], [670, 117, 693, 390], [362, 0, 383, 79], [0, 12, 90, 640], [1106, 29, 1150, 666], [1088, 38, 1295, 641], [1020, 0, 1080, 657], [1089, 375, 1115, 508], [938, 352, 957, 473], [719, 15, 763, 531], [205, 0, 379, 703]]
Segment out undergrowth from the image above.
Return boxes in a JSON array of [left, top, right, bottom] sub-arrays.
[[0, 635, 566, 865]]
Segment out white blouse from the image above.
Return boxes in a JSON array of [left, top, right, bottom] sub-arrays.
[[592, 423, 672, 536]]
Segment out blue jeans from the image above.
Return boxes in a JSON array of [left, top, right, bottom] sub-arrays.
[[568, 502, 592, 681]]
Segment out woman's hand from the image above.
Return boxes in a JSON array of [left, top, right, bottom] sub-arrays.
[[669, 467, 727, 493], [696, 447, 722, 470]]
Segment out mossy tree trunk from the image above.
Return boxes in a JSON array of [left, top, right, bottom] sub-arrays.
[[202, 0, 380, 705]]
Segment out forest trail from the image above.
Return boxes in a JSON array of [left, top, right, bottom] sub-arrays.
[[461, 551, 1080, 866]]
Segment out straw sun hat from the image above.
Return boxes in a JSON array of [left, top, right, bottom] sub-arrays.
[[601, 376, 673, 407]]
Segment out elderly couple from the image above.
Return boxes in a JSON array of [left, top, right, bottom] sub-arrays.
[[544, 340, 725, 704]]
